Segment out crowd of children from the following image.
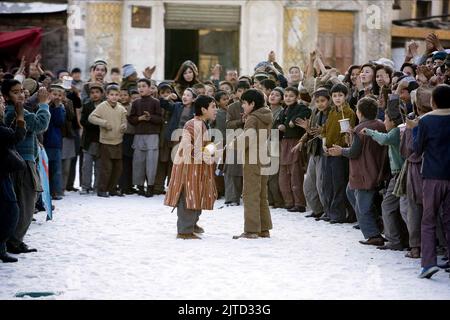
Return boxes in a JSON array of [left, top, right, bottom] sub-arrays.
[[0, 33, 450, 280]]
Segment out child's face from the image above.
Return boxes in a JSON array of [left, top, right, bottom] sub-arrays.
[[90, 88, 103, 102], [150, 84, 158, 97], [50, 89, 64, 105], [119, 90, 131, 104], [182, 90, 195, 106], [315, 96, 329, 112], [111, 72, 121, 82], [159, 89, 172, 99], [72, 72, 81, 81], [284, 90, 297, 106], [138, 82, 152, 97], [202, 101, 218, 121], [235, 88, 245, 100], [219, 84, 232, 94], [107, 90, 120, 105], [242, 100, 254, 115], [262, 87, 271, 98], [268, 90, 282, 106], [332, 92, 346, 108], [384, 113, 395, 131], [196, 87, 206, 96], [7, 84, 25, 106], [205, 85, 215, 97], [218, 95, 229, 108], [131, 93, 140, 102], [399, 88, 411, 103]]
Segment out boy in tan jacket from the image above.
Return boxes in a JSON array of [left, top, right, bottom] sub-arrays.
[[88, 84, 127, 197]]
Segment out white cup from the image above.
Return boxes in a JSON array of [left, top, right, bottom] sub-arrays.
[[204, 143, 216, 155], [338, 118, 350, 133], [14, 74, 25, 83], [62, 76, 73, 89]]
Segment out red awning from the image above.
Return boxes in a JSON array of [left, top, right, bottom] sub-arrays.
[[0, 27, 42, 64]]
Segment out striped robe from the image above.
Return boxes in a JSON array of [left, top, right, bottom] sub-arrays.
[[164, 117, 217, 210]]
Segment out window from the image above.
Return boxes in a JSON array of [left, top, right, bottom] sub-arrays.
[[416, 0, 432, 18], [131, 5, 151, 28]]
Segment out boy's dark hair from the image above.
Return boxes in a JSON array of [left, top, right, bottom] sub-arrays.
[[330, 83, 349, 96], [71, 67, 81, 74], [432, 84, 450, 109], [299, 88, 311, 103], [260, 79, 276, 91], [214, 90, 228, 103], [137, 78, 151, 86], [393, 71, 404, 78], [1, 79, 21, 99], [106, 84, 120, 94], [56, 69, 69, 79], [386, 105, 403, 126], [241, 89, 265, 111], [219, 81, 234, 92], [284, 86, 299, 97], [357, 97, 378, 120], [111, 67, 120, 74], [203, 80, 215, 86], [236, 80, 250, 91], [192, 83, 205, 90], [194, 95, 215, 116]]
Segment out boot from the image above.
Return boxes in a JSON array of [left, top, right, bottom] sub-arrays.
[[137, 186, 146, 196], [405, 247, 421, 259], [288, 206, 306, 213], [145, 185, 154, 198], [258, 230, 270, 238], [177, 233, 201, 240], [194, 224, 205, 234], [0, 252, 18, 263], [359, 236, 385, 246], [0, 244, 18, 263], [97, 192, 110, 198], [232, 232, 259, 239]]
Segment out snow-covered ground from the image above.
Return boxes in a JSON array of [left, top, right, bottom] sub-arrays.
[[1, 191, 449, 300]]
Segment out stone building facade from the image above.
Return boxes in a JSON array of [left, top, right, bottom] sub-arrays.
[[67, 0, 394, 80]]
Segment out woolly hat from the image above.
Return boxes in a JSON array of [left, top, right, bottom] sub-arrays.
[[88, 82, 104, 93], [158, 81, 173, 92], [122, 64, 137, 79], [433, 51, 447, 62], [272, 86, 284, 98], [22, 78, 38, 95], [313, 87, 330, 99], [254, 72, 269, 81]]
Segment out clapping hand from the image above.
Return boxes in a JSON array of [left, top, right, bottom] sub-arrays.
[[139, 111, 151, 121], [295, 118, 309, 130], [327, 144, 343, 157], [37, 87, 50, 104]]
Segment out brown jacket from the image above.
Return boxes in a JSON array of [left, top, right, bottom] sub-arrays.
[[345, 119, 389, 190], [164, 117, 217, 210], [127, 96, 163, 134]]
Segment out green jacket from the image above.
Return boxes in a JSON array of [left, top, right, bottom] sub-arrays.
[[365, 127, 404, 174]]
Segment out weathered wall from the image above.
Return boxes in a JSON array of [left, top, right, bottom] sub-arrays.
[[283, 0, 393, 71], [0, 12, 68, 72]]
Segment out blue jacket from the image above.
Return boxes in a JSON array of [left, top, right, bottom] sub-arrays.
[[413, 108, 450, 180], [4, 103, 51, 162], [161, 101, 195, 141], [43, 103, 66, 149]]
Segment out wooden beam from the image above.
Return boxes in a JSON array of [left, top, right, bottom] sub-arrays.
[[392, 25, 450, 40]]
